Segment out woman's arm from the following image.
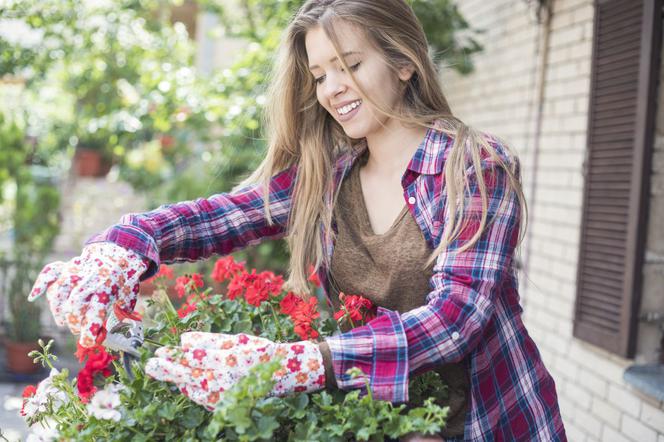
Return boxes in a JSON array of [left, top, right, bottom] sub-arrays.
[[87, 164, 298, 279], [322, 161, 520, 403]]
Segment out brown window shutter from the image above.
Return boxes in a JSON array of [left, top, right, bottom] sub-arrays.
[[573, 0, 661, 357]]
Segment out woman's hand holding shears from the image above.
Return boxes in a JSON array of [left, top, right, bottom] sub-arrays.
[[28, 242, 149, 348]]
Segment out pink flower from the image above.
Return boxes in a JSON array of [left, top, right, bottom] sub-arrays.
[[237, 334, 249, 345], [290, 344, 304, 355], [286, 358, 301, 372]]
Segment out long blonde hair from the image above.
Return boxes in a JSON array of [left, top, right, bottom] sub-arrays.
[[236, 0, 528, 296]]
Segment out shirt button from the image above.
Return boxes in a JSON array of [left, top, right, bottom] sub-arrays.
[[451, 331, 460, 341], [407, 196, 416, 205]]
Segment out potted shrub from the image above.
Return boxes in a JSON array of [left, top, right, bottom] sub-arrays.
[[0, 114, 61, 374], [5, 255, 43, 374]]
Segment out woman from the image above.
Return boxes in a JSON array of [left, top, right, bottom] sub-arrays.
[[29, 0, 567, 440]]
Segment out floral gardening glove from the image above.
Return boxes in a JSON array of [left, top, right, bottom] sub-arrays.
[[145, 332, 326, 410], [28, 242, 149, 348]]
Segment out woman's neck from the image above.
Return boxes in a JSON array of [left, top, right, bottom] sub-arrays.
[[363, 120, 428, 179]]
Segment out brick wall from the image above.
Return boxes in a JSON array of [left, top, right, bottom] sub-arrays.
[[442, 0, 664, 440]]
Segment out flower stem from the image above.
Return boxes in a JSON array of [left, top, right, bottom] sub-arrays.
[[268, 302, 283, 340]]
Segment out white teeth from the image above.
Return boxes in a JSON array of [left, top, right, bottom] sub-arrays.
[[337, 100, 361, 116]]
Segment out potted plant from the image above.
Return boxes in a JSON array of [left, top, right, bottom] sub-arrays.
[[4, 254, 43, 374], [0, 114, 61, 374]]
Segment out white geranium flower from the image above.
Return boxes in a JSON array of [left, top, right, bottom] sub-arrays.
[[22, 369, 67, 420], [87, 383, 126, 422], [26, 418, 59, 442]]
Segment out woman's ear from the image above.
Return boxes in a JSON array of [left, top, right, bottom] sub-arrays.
[[398, 64, 416, 82]]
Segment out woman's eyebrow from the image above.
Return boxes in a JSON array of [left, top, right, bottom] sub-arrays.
[[308, 51, 361, 70]]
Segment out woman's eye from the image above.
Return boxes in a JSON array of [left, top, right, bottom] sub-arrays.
[[313, 62, 361, 85]]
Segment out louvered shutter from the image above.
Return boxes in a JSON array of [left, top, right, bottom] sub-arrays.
[[573, 0, 661, 357]]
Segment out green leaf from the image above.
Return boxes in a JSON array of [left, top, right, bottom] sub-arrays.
[[233, 319, 253, 333], [157, 402, 177, 420]]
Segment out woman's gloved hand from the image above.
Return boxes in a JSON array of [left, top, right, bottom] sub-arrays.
[[28, 242, 149, 348], [145, 332, 326, 410]]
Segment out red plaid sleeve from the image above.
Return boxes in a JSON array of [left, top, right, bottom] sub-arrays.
[[87, 165, 298, 279]]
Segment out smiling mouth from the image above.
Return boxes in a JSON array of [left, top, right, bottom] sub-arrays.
[[336, 99, 362, 117]]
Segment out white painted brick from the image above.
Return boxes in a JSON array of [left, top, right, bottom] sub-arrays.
[[576, 408, 604, 438], [544, 327, 572, 355], [567, 422, 589, 442], [567, 382, 593, 410], [560, 395, 580, 426], [602, 426, 632, 442], [568, 40, 593, 60], [568, 342, 627, 383], [620, 414, 658, 442], [546, 296, 574, 321], [573, 3, 594, 24], [551, 9, 576, 31], [578, 367, 608, 398], [640, 401, 664, 434], [556, 356, 580, 382], [592, 397, 622, 429], [608, 385, 642, 418]]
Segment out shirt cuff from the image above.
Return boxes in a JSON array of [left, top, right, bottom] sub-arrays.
[[86, 224, 161, 279], [323, 306, 409, 403], [318, 341, 338, 390]]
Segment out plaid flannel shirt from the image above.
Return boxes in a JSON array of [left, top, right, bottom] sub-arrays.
[[89, 123, 566, 441]]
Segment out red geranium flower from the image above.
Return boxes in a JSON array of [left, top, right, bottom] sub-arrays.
[[334, 292, 375, 325], [190, 273, 205, 288], [279, 292, 302, 316], [143, 264, 175, 285], [76, 345, 116, 403], [307, 264, 321, 288], [177, 302, 197, 319], [20, 385, 38, 417], [211, 256, 245, 283], [290, 297, 320, 340], [175, 276, 191, 298]]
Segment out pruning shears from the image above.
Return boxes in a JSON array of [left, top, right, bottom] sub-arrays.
[[103, 308, 144, 379]]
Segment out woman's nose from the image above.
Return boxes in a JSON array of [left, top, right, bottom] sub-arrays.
[[324, 73, 347, 99]]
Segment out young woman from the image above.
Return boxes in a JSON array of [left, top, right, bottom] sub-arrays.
[[29, 0, 567, 440]]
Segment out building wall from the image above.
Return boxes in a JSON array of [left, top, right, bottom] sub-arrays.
[[441, 0, 664, 440]]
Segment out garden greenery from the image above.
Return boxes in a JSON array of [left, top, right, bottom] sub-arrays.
[[22, 259, 450, 441]]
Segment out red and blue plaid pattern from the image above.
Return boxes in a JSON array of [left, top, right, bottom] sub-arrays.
[[89, 123, 566, 440]]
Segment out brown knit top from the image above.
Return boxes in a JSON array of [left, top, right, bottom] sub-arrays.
[[318, 150, 469, 437]]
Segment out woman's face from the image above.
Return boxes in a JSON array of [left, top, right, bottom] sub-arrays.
[[305, 20, 413, 140]]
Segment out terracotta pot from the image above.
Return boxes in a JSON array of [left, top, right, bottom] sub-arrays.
[[73, 147, 112, 177], [5, 340, 41, 374]]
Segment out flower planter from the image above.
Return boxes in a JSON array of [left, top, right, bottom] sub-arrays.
[[73, 148, 112, 177], [5, 339, 41, 374]]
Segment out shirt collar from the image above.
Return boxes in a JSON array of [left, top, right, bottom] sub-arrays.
[[405, 121, 449, 176], [348, 120, 449, 177]]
